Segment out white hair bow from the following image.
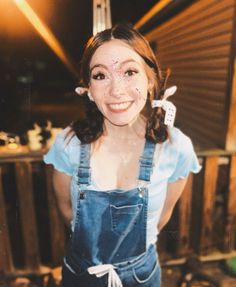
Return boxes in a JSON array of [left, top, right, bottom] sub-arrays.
[[75, 86, 94, 101], [151, 86, 177, 127]]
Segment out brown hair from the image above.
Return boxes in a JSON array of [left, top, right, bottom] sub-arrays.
[[72, 23, 169, 144]]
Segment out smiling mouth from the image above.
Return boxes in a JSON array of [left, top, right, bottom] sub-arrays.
[[107, 101, 133, 112]]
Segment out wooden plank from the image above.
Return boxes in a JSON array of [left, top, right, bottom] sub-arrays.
[[174, 86, 225, 101], [45, 165, 65, 265], [178, 90, 225, 104], [176, 173, 193, 256], [163, 57, 229, 69], [197, 151, 236, 158], [226, 58, 236, 150], [177, 93, 225, 111], [160, 45, 230, 63], [162, 56, 229, 67], [177, 92, 225, 108], [0, 147, 43, 162], [177, 112, 225, 141], [158, 29, 232, 52], [199, 156, 219, 255], [174, 68, 229, 80], [0, 167, 14, 272], [15, 162, 40, 271], [155, 9, 233, 46], [134, 0, 172, 29], [223, 155, 236, 251], [179, 107, 225, 128], [146, 0, 234, 40]]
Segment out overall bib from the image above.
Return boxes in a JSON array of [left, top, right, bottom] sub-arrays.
[[62, 140, 161, 287]]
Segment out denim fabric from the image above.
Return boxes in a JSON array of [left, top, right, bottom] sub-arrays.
[[63, 140, 161, 286], [44, 126, 202, 246], [62, 244, 161, 287]]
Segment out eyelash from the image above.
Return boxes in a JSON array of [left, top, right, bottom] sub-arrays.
[[91, 69, 138, 80], [92, 72, 105, 80], [125, 69, 138, 77]]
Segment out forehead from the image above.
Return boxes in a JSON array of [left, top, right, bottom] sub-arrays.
[[90, 39, 145, 68]]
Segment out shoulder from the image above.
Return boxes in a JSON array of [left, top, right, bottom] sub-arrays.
[[152, 127, 201, 183], [158, 127, 192, 156], [55, 126, 81, 151], [168, 126, 192, 147], [43, 126, 81, 174], [165, 126, 194, 157], [154, 127, 195, 171]]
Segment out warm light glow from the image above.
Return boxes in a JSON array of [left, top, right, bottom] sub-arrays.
[[14, 0, 79, 77], [134, 0, 172, 30], [7, 143, 19, 150]]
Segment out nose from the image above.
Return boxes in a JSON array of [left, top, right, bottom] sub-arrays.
[[110, 76, 126, 99]]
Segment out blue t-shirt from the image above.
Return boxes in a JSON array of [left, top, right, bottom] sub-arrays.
[[44, 126, 201, 246]]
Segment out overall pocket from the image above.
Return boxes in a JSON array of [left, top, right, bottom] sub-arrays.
[[110, 204, 143, 236], [132, 256, 161, 285]]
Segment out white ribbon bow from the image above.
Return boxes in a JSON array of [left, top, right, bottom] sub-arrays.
[[75, 86, 88, 95], [88, 264, 123, 287], [75, 86, 94, 101], [151, 85, 177, 127]]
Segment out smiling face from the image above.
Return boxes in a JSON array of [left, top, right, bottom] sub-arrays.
[[88, 39, 153, 126]]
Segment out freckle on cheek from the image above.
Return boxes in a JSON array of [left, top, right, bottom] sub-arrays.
[[135, 88, 144, 98]]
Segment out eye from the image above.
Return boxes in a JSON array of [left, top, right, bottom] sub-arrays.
[[125, 69, 138, 77], [91, 72, 106, 80]]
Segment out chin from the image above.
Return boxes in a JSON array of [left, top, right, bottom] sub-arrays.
[[107, 116, 138, 126], [109, 120, 130, 126]]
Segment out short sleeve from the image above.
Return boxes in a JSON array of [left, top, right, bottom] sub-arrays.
[[168, 132, 201, 183], [43, 128, 74, 176]]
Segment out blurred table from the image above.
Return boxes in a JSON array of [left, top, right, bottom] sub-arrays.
[[0, 145, 46, 162]]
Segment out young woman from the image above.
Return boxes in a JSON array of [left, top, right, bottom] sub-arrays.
[[44, 23, 201, 287]]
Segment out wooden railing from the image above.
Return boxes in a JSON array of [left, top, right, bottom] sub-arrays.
[[0, 150, 66, 274], [0, 149, 236, 274], [159, 150, 236, 262]]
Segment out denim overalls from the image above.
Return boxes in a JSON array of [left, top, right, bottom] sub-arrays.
[[62, 139, 161, 287]]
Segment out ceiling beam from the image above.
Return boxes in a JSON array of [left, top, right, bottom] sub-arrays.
[[93, 0, 112, 35], [134, 0, 172, 30]]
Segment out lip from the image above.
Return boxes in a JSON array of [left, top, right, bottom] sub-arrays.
[[107, 101, 133, 113]]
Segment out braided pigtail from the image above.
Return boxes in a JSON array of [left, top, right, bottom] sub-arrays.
[[71, 94, 104, 144], [146, 68, 171, 143]]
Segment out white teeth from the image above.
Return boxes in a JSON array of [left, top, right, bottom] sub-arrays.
[[108, 102, 131, 110]]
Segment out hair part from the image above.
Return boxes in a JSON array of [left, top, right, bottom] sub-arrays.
[[72, 23, 170, 144]]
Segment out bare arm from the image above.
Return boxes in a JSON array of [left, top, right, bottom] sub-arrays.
[[158, 177, 188, 231], [52, 169, 73, 226]]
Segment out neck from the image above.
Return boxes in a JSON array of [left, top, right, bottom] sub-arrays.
[[103, 115, 146, 140]]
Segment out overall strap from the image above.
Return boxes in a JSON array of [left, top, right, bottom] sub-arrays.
[[138, 139, 156, 182], [77, 143, 91, 186]]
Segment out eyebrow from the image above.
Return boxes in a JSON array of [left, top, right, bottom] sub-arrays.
[[90, 64, 107, 73], [90, 59, 140, 73]]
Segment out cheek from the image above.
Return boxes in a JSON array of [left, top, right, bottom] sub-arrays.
[[90, 78, 110, 91], [90, 84, 109, 101], [127, 75, 148, 102], [133, 86, 148, 102]]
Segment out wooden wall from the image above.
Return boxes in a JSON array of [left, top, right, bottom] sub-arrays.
[[145, 0, 236, 150]]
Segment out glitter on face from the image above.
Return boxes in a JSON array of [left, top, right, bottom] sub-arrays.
[[89, 39, 152, 126]]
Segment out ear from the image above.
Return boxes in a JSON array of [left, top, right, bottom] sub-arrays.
[[87, 88, 95, 102], [148, 79, 154, 92]]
